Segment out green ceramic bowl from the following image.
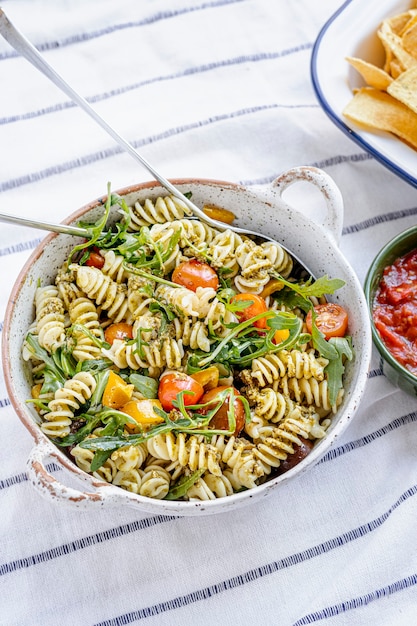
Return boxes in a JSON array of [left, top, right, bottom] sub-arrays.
[[364, 225, 417, 397]]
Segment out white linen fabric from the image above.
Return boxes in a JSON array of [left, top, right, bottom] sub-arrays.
[[1, 1, 417, 625]]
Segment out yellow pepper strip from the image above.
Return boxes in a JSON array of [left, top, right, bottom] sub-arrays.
[[121, 399, 164, 433], [202, 204, 236, 224], [102, 371, 134, 409], [191, 365, 220, 390], [260, 279, 285, 299], [273, 328, 290, 344]]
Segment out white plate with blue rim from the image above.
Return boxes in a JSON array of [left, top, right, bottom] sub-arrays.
[[311, 0, 417, 190]]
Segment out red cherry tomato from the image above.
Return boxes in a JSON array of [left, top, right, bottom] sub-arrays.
[[158, 372, 204, 411], [85, 246, 105, 269], [171, 259, 219, 292], [200, 385, 246, 436], [104, 323, 133, 345], [306, 303, 348, 340], [230, 293, 268, 329]]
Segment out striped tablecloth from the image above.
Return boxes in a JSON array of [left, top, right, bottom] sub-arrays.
[[1, 1, 417, 624]]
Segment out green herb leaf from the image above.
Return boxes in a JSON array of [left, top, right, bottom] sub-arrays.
[[129, 373, 158, 399], [164, 469, 205, 500], [325, 336, 353, 406]]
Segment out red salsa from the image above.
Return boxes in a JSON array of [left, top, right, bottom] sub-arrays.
[[373, 248, 417, 376]]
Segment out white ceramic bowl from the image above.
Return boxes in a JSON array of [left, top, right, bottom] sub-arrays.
[[2, 167, 372, 516]]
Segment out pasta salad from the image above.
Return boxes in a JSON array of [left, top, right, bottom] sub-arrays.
[[22, 187, 353, 501]]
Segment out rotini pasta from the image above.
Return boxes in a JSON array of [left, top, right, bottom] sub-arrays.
[[23, 189, 352, 502]]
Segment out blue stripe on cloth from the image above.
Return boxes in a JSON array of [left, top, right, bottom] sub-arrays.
[[0, 463, 60, 490], [0, 45, 313, 126], [0, 515, 178, 576], [240, 152, 373, 186], [0, 0, 247, 61], [0, 238, 41, 256], [319, 411, 417, 464], [342, 206, 417, 235], [292, 574, 417, 625], [92, 485, 417, 625], [0, 103, 319, 193]]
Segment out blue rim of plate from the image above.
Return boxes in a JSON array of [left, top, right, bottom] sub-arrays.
[[310, 0, 417, 190]]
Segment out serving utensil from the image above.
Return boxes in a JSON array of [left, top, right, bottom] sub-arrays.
[[0, 8, 343, 254]]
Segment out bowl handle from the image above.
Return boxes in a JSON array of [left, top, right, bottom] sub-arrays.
[[271, 166, 344, 244], [26, 439, 118, 508]]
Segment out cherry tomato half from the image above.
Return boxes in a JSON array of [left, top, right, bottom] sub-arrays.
[[230, 293, 268, 329], [171, 259, 219, 292], [158, 372, 204, 412], [306, 303, 348, 340], [104, 322, 134, 345], [85, 246, 105, 269], [200, 385, 246, 437]]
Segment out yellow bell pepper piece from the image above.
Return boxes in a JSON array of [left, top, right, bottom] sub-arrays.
[[121, 399, 164, 433], [202, 204, 236, 224], [260, 279, 285, 299], [102, 371, 134, 409], [191, 365, 220, 390], [273, 328, 290, 344]]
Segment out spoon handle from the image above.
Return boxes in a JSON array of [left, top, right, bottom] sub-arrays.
[[0, 211, 89, 237], [0, 9, 208, 223]]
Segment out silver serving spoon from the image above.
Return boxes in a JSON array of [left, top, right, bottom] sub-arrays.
[[0, 9, 249, 238]]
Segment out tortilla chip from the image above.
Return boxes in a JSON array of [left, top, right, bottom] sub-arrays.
[[389, 58, 405, 78], [384, 11, 416, 36], [398, 11, 417, 36], [402, 21, 417, 58], [387, 66, 417, 114], [343, 87, 417, 150], [346, 56, 393, 90], [378, 29, 417, 70]]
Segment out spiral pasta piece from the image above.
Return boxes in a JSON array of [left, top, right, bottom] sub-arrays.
[[260, 241, 293, 277], [112, 469, 143, 494], [139, 463, 171, 499], [100, 249, 129, 283], [128, 195, 192, 229], [233, 240, 274, 294], [275, 375, 344, 414], [185, 472, 235, 500], [68, 297, 102, 361], [155, 284, 199, 318], [41, 372, 97, 438], [170, 317, 211, 352], [34, 285, 66, 352], [207, 229, 244, 276], [110, 443, 148, 472], [55, 262, 82, 309], [147, 433, 223, 476], [249, 349, 329, 387], [71, 443, 117, 483], [70, 264, 129, 322]]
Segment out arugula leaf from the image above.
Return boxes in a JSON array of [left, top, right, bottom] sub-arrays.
[[69, 182, 113, 262], [90, 418, 123, 472], [164, 469, 205, 500], [325, 337, 353, 407], [24, 334, 67, 389], [129, 373, 158, 399], [271, 272, 345, 299]]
